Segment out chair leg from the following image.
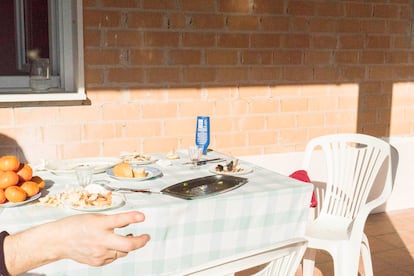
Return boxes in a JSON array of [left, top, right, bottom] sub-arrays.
[[302, 248, 316, 276], [360, 234, 373, 276]]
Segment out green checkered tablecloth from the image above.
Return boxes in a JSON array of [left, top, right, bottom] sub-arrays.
[[0, 152, 313, 276]]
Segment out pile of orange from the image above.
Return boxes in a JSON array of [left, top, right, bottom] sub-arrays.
[[0, 155, 45, 204]]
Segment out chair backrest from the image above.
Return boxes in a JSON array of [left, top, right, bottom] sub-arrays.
[[302, 133, 393, 220], [182, 238, 308, 276]]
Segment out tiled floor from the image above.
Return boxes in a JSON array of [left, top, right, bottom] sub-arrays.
[[298, 208, 414, 276]]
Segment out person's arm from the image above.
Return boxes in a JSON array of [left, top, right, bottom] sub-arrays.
[[3, 211, 150, 275]]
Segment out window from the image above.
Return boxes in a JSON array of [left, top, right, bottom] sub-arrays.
[[0, 0, 85, 103]]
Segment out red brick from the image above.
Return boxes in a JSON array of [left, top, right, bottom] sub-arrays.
[[287, 1, 315, 16], [249, 67, 281, 81], [85, 68, 103, 84], [393, 66, 414, 80], [226, 16, 260, 31], [241, 50, 273, 65], [251, 34, 281, 48], [216, 67, 248, 82], [273, 50, 303, 65], [339, 35, 365, 49], [385, 52, 410, 64], [314, 67, 341, 81], [337, 19, 362, 33], [345, 3, 373, 17], [128, 12, 165, 28], [342, 66, 366, 80], [218, 34, 250, 48], [309, 18, 338, 33], [335, 51, 359, 64], [388, 21, 410, 34], [107, 68, 145, 83], [183, 68, 216, 83], [366, 36, 390, 49], [373, 4, 400, 18], [169, 50, 201, 65], [167, 13, 186, 29], [143, 31, 179, 47], [84, 49, 120, 65], [304, 51, 332, 65], [206, 50, 238, 65], [218, 0, 251, 13], [281, 34, 310, 48], [101, 0, 136, 8], [369, 66, 393, 80], [311, 35, 337, 49], [146, 68, 181, 83], [83, 10, 121, 27], [361, 51, 385, 64], [105, 31, 142, 47], [83, 30, 101, 47], [283, 67, 313, 82], [361, 20, 387, 33], [182, 32, 216, 47], [252, 0, 285, 14], [316, 2, 345, 17], [130, 49, 164, 65], [189, 14, 225, 29], [142, 0, 177, 9], [260, 16, 289, 31], [180, 0, 215, 12]]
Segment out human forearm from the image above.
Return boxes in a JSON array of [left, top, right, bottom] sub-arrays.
[[4, 221, 62, 275], [3, 211, 149, 275]]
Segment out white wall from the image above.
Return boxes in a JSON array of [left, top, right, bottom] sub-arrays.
[[240, 136, 414, 213]]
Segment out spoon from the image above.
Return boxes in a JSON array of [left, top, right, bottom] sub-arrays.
[[92, 180, 160, 194]]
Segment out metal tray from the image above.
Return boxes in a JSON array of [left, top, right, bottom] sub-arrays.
[[161, 174, 248, 200]]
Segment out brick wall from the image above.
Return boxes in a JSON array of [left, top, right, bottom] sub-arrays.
[[2, 0, 414, 162]]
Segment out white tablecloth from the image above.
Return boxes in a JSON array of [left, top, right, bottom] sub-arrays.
[[0, 151, 313, 276]]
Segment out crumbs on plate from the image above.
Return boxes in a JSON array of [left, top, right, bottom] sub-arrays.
[[39, 187, 112, 208]]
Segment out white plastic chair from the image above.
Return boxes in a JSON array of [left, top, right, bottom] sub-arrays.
[[301, 133, 397, 276], [180, 238, 308, 276]]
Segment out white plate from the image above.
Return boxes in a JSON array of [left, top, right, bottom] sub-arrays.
[[1, 192, 41, 208], [119, 152, 157, 165], [67, 193, 124, 212], [106, 166, 162, 182], [208, 165, 253, 176], [46, 157, 122, 175]]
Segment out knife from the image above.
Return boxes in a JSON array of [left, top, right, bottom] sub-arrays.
[[182, 158, 225, 165]]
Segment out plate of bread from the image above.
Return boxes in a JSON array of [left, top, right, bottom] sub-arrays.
[[107, 162, 162, 181]]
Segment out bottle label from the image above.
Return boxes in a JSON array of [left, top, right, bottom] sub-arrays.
[[195, 116, 210, 154]]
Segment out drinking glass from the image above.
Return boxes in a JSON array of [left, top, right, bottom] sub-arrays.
[[29, 58, 50, 91], [75, 165, 94, 188], [188, 146, 203, 168]]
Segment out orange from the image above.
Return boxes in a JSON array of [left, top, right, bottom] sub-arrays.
[[31, 176, 45, 189], [0, 155, 20, 171], [17, 163, 33, 182], [0, 189, 6, 204], [5, 186, 27, 203], [20, 181, 40, 197], [0, 171, 19, 189]]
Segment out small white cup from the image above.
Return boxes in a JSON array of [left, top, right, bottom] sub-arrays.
[[75, 165, 94, 188]]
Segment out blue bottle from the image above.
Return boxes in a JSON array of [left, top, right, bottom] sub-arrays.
[[195, 116, 210, 154]]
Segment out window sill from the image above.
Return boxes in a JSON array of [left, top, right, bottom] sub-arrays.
[[0, 88, 87, 104]]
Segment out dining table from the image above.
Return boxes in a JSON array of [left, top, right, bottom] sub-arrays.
[[0, 150, 313, 276]]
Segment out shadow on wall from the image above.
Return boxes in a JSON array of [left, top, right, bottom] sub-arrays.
[[0, 134, 27, 163]]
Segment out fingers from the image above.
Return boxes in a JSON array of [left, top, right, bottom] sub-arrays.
[[102, 211, 146, 229]]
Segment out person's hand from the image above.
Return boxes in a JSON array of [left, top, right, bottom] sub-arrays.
[[4, 211, 150, 275], [53, 211, 150, 266]]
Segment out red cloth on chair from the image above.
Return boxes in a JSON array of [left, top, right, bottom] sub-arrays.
[[289, 170, 317, 208]]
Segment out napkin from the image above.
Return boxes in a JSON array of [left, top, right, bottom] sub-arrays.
[[289, 170, 317, 208]]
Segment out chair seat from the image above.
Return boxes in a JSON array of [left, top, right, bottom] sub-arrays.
[[306, 215, 352, 241]]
